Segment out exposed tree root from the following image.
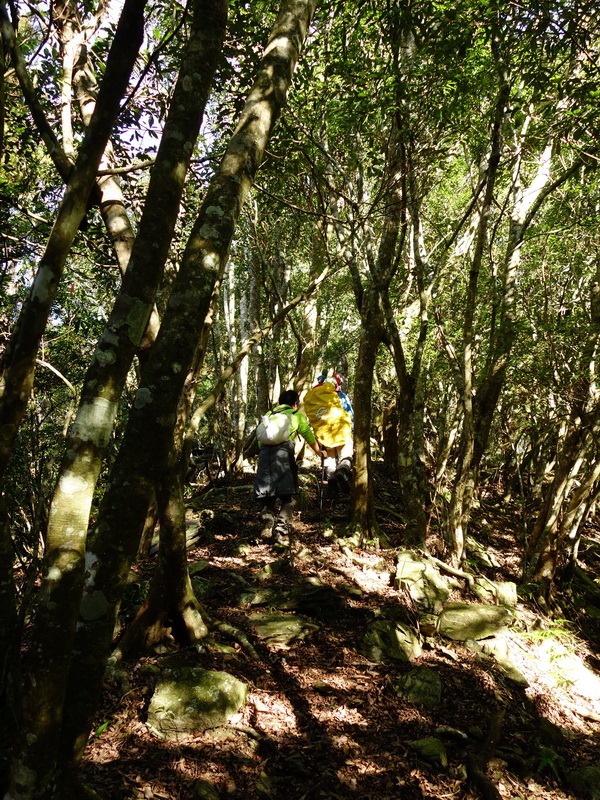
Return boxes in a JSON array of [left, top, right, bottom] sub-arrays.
[[112, 595, 208, 664], [208, 619, 261, 661], [423, 552, 475, 588]]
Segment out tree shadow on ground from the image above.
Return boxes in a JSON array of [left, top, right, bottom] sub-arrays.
[[84, 467, 600, 799]]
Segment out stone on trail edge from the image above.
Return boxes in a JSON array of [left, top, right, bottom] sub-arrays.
[[361, 618, 423, 663], [147, 667, 247, 740], [395, 666, 443, 710], [438, 601, 513, 641]]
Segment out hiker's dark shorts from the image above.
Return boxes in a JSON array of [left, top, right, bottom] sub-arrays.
[[254, 440, 298, 500]]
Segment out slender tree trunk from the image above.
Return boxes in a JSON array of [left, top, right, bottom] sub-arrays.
[[57, 0, 317, 771], [293, 237, 321, 392], [351, 290, 383, 541], [381, 391, 399, 473], [527, 411, 600, 589], [3, 4, 148, 797], [553, 456, 600, 569], [0, 495, 19, 760], [473, 142, 558, 468], [385, 170, 431, 546], [2, 3, 144, 287], [0, 0, 147, 480], [350, 116, 406, 543], [448, 76, 508, 565], [0, 19, 5, 158]]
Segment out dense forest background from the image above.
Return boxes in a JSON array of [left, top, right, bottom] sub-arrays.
[[1, 0, 600, 798]]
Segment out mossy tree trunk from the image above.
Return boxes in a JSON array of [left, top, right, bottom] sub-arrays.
[[112, 466, 208, 663], [3, 1, 228, 797], [2, 4, 147, 798], [54, 0, 318, 776]]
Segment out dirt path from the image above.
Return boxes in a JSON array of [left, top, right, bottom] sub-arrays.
[[84, 466, 600, 800]]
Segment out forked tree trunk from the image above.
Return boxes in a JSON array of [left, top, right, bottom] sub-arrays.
[[112, 467, 208, 663], [55, 0, 317, 776]]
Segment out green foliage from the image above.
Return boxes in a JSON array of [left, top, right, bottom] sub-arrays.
[[536, 745, 565, 779]]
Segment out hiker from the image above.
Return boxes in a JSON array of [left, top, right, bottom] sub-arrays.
[[305, 373, 354, 495], [254, 389, 325, 545]]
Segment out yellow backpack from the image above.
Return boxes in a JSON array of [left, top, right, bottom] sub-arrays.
[[303, 383, 352, 448]]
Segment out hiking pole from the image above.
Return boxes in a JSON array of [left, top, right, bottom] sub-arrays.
[[319, 449, 326, 512]]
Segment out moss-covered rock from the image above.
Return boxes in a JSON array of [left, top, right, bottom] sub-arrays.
[[438, 602, 512, 641], [147, 668, 247, 740], [395, 666, 442, 709], [248, 612, 319, 647], [361, 619, 422, 663]]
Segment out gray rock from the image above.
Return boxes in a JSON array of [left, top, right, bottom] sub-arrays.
[[466, 535, 500, 568], [361, 619, 422, 663], [147, 668, 247, 740], [395, 666, 442, 709], [395, 550, 450, 614], [248, 611, 319, 647], [472, 577, 517, 608], [438, 602, 512, 641], [480, 636, 529, 686]]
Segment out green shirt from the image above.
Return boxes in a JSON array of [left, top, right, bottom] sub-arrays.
[[270, 404, 316, 445]]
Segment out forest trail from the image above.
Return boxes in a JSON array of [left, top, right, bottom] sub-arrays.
[[84, 465, 600, 800]]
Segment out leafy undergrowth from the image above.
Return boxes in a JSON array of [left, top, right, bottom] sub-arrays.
[[83, 464, 600, 800]]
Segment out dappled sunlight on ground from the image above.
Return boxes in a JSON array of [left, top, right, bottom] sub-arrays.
[[83, 467, 600, 799]]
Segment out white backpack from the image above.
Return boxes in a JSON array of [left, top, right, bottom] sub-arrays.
[[256, 410, 294, 445]]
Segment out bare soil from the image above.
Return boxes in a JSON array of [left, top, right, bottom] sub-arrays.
[[83, 463, 600, 800]]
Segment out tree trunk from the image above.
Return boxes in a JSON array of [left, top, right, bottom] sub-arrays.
[[112, 466, 208, 663], [349, 116, 406, 544], [527, 409, 600, 593], [3, 1, 149, 297], [0, 495, 19, 761], [56, 0, 317, 773], [447, 76, 508, 565], [351, 289, 383, 542], [381, 392, 399, 473], [0, 0, 147, 481], [4, 5, 227, 795], [3, 4, 148, 797]]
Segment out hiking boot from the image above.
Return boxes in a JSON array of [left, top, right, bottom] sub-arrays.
[[326, 477, 339, 498], [336, 467, 351, 494], [271, 532, 289, 548], [271, 522, 290, 547], [260, 511, 275, 540]]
